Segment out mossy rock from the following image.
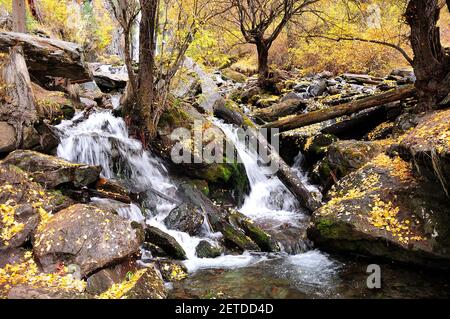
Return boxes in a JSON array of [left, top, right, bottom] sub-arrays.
[[222, 68, 247, 83], [308, 154, 450, 268], [195, 240, 222, 258]]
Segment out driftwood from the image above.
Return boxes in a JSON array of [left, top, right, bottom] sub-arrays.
[[252, 99, 307, 122], [264, 85, 416, 133], [213, 102, 322, 212], [0, 32, 91, 82], [0, 45, 38, 147]]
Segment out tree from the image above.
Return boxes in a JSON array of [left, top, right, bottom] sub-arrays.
[[12, 0, 27, 33], [226, 0, 320, 87], [405, 0, 450, 111]]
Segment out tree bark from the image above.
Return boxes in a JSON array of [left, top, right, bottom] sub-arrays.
[[405, 0, 450, 111], [256, 41, 270, 87], [263, 85, 416, 133], [252, 99, 307, 122], [12, 0, 27, 33], [0, 46, 38, 147]]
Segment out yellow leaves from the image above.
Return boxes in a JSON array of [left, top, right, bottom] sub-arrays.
[[0, 255, 86, 298], [367, 195, 425, 245], [0, 204, 24, 245], [97, 269, 147, 299]]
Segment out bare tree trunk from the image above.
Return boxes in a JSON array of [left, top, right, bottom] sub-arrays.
[[12, 0, 27, 33], [256, 41, 270, 87], [406, 0, 450, 111]]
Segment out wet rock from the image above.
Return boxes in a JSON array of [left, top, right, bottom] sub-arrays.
[[303, 134, 338, 164], [33, 204, 144, 277], [0, 121, 16, 153], [177, 183, 259, 252], [144, 226, 187, 260], [91, 178, 131, 204], [155, 103, 249, 205], [240, 86, 261, 104], [195, 240, 222, 258], [0, 204, 39, 250], [86, 258, 139, 295], [3, 150, 102, 189], [164, 203, 204, 236], [7, 285, 89, 299], [112, 266, 167, 299], [228, 211, 280, 252], [308, 154, 450, 268], [398, 109, 450, 196], [155, 260, 188, 281]]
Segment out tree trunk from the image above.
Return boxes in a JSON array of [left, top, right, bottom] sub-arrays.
[[264, 85, 416, 133], [256, 41, 270, 87], [405, 0, 450, 111], [12, 0, 27, 33], [0, 46, 38, 147]]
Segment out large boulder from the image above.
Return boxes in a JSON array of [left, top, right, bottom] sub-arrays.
[[33, 204, 144, 277], [308, 154, 450, 268], [144, 226, 187, 260], [398, 109, 450, 196], [0, 121, 16, 153], [195, 240, 222, 258], [164, 203, 204, 236], [3, 150, 102, 189], [155, 103, 249, 205]]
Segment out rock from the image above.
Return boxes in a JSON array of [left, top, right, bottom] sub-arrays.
[[0, 163, 74, 214], [0, 121, 16, 153], [7, 285, 89, 299], [390, 67, 416, 84], [86, 259, 139, 295], [303, 134, 338, 164], [240, 86, 261, 103], [90, 64, 128, 92], [32, 83, 74, 124], [91, 178, 131, 204], [0, 248, 28, 268], [33, 204, 144, 277], [0, 204, 39, 250], [308, 154, 450, 268], [164, 203, 204, 236], [255, 95, 280, 108], [280, 91, 303, 103], [398, 109, 450, 196], [195, 240, 222, 258], [155, 260, 188, 281], [308, 79, 327, 97], [342, 73, 381, 85], [155, 103, 249, 205], [99, 266, 167, 299], [315, 140, 388, 184], [213, 98, 244, 127], [3, 150, 102, 189], [392, 112, 420, 137], [221, 68, 247, 83], [177, 183, 260, 252], [144, 226, 187, 260], [293, 82, 310, 93], [0, 32, 91, 83], [228, 211, 280, 252]]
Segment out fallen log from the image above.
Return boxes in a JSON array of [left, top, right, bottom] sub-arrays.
[[213, 101, 322, 212], [0, 32, 91, 83], [263, 85, 416, 133], [252, 99, 307, 122]]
